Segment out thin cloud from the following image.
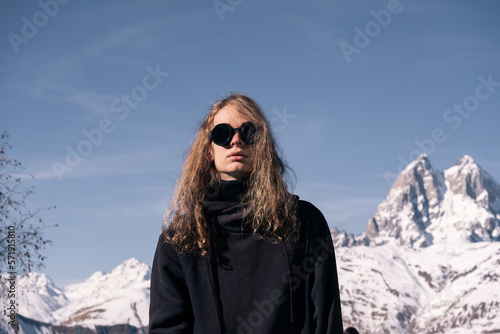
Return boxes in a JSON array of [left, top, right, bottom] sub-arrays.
[[295, 180, 382, 234], [2, 17, 178, 104], [31, 148, 180, 181], [426, 32, 500, 59], [67, 91, 116, 117]]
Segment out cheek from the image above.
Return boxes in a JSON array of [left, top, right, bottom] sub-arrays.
[[210, 143, 225, 163], [211, 145, 225, 165]]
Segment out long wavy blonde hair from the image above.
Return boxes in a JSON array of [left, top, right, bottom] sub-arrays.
[[163, 93, 297, 256]]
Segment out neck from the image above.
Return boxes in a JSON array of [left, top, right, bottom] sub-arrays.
[[213, 178, 248, 202]]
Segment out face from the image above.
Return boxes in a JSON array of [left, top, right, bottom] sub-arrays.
[[210, 105, 255, 181]]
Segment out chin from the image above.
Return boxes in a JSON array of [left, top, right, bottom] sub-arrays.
[[221, 170, 252, 180]]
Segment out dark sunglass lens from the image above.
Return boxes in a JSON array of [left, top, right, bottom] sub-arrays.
[[211, 124, 233, 146], [241, 122, 257, 144]]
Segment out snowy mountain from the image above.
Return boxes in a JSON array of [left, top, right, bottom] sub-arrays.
[[333, 154, 500, 248], [335, 154, 500, 333], [52, 257, 150, 328], [4, 154, 500, 333], [14, 270, 68, 325], [2, 258, 150, 333], [337, 237, 500, 333]]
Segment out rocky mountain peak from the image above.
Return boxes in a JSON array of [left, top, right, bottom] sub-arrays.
[[363, 155, 500, 247], [445, 155, 500, 214], [401, 153, 432, 174], [110, 257, 151, 281]]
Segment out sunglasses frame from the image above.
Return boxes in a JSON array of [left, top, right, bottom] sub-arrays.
[[210, 122, 257, 146]]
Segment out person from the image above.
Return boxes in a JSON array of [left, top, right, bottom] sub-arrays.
[[149, 93, 343, 333], [344, 327, 359, 334]]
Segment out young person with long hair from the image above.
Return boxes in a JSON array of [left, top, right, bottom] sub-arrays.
[[149, 93, 343, 333]]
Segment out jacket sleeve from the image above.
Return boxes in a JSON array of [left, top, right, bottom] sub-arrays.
[[301, 201, 344, 334], [149, 233, 194, 333]]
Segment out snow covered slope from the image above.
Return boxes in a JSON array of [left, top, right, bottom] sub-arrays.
[[335, 154, 500, 333], [53, 257, 150, 328], [338, 239, 500, 333], [4, 258, 150, 333], [16, 271, 69, 324]]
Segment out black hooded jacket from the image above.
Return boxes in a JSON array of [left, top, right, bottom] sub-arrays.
[[149, 180, 343, 333]]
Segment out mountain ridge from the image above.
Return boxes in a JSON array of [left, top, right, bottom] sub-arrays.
[[333, 154, 500, 249], [7, 257, 150, 333]]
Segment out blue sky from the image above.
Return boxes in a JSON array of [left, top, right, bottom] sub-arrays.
[[1, 0, 499, 287]]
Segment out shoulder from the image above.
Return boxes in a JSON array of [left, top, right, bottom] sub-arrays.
[[296, 199, 331, 236], [297, 200, 327, 224], [154, 228, 191, 264], [153, 230, 195, 276], [297, 199, 322, 215], [155, 230, 179, 260], [293, 199, 336, 259]]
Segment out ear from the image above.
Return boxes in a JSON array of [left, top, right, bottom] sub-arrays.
[[208, 145, 214, 161]]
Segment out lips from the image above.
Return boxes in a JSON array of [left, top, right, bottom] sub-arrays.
[[228, 151, 247, 159]]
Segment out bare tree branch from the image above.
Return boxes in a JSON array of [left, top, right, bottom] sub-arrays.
[[0, 131, 57, 275]]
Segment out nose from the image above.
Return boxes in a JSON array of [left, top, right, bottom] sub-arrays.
[[230, 129, 244, 146]]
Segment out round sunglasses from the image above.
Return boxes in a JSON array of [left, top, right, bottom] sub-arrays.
[[210, 122, 257, 146]]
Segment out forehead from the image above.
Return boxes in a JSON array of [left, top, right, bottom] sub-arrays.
[[213, 105, 250, 127]]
